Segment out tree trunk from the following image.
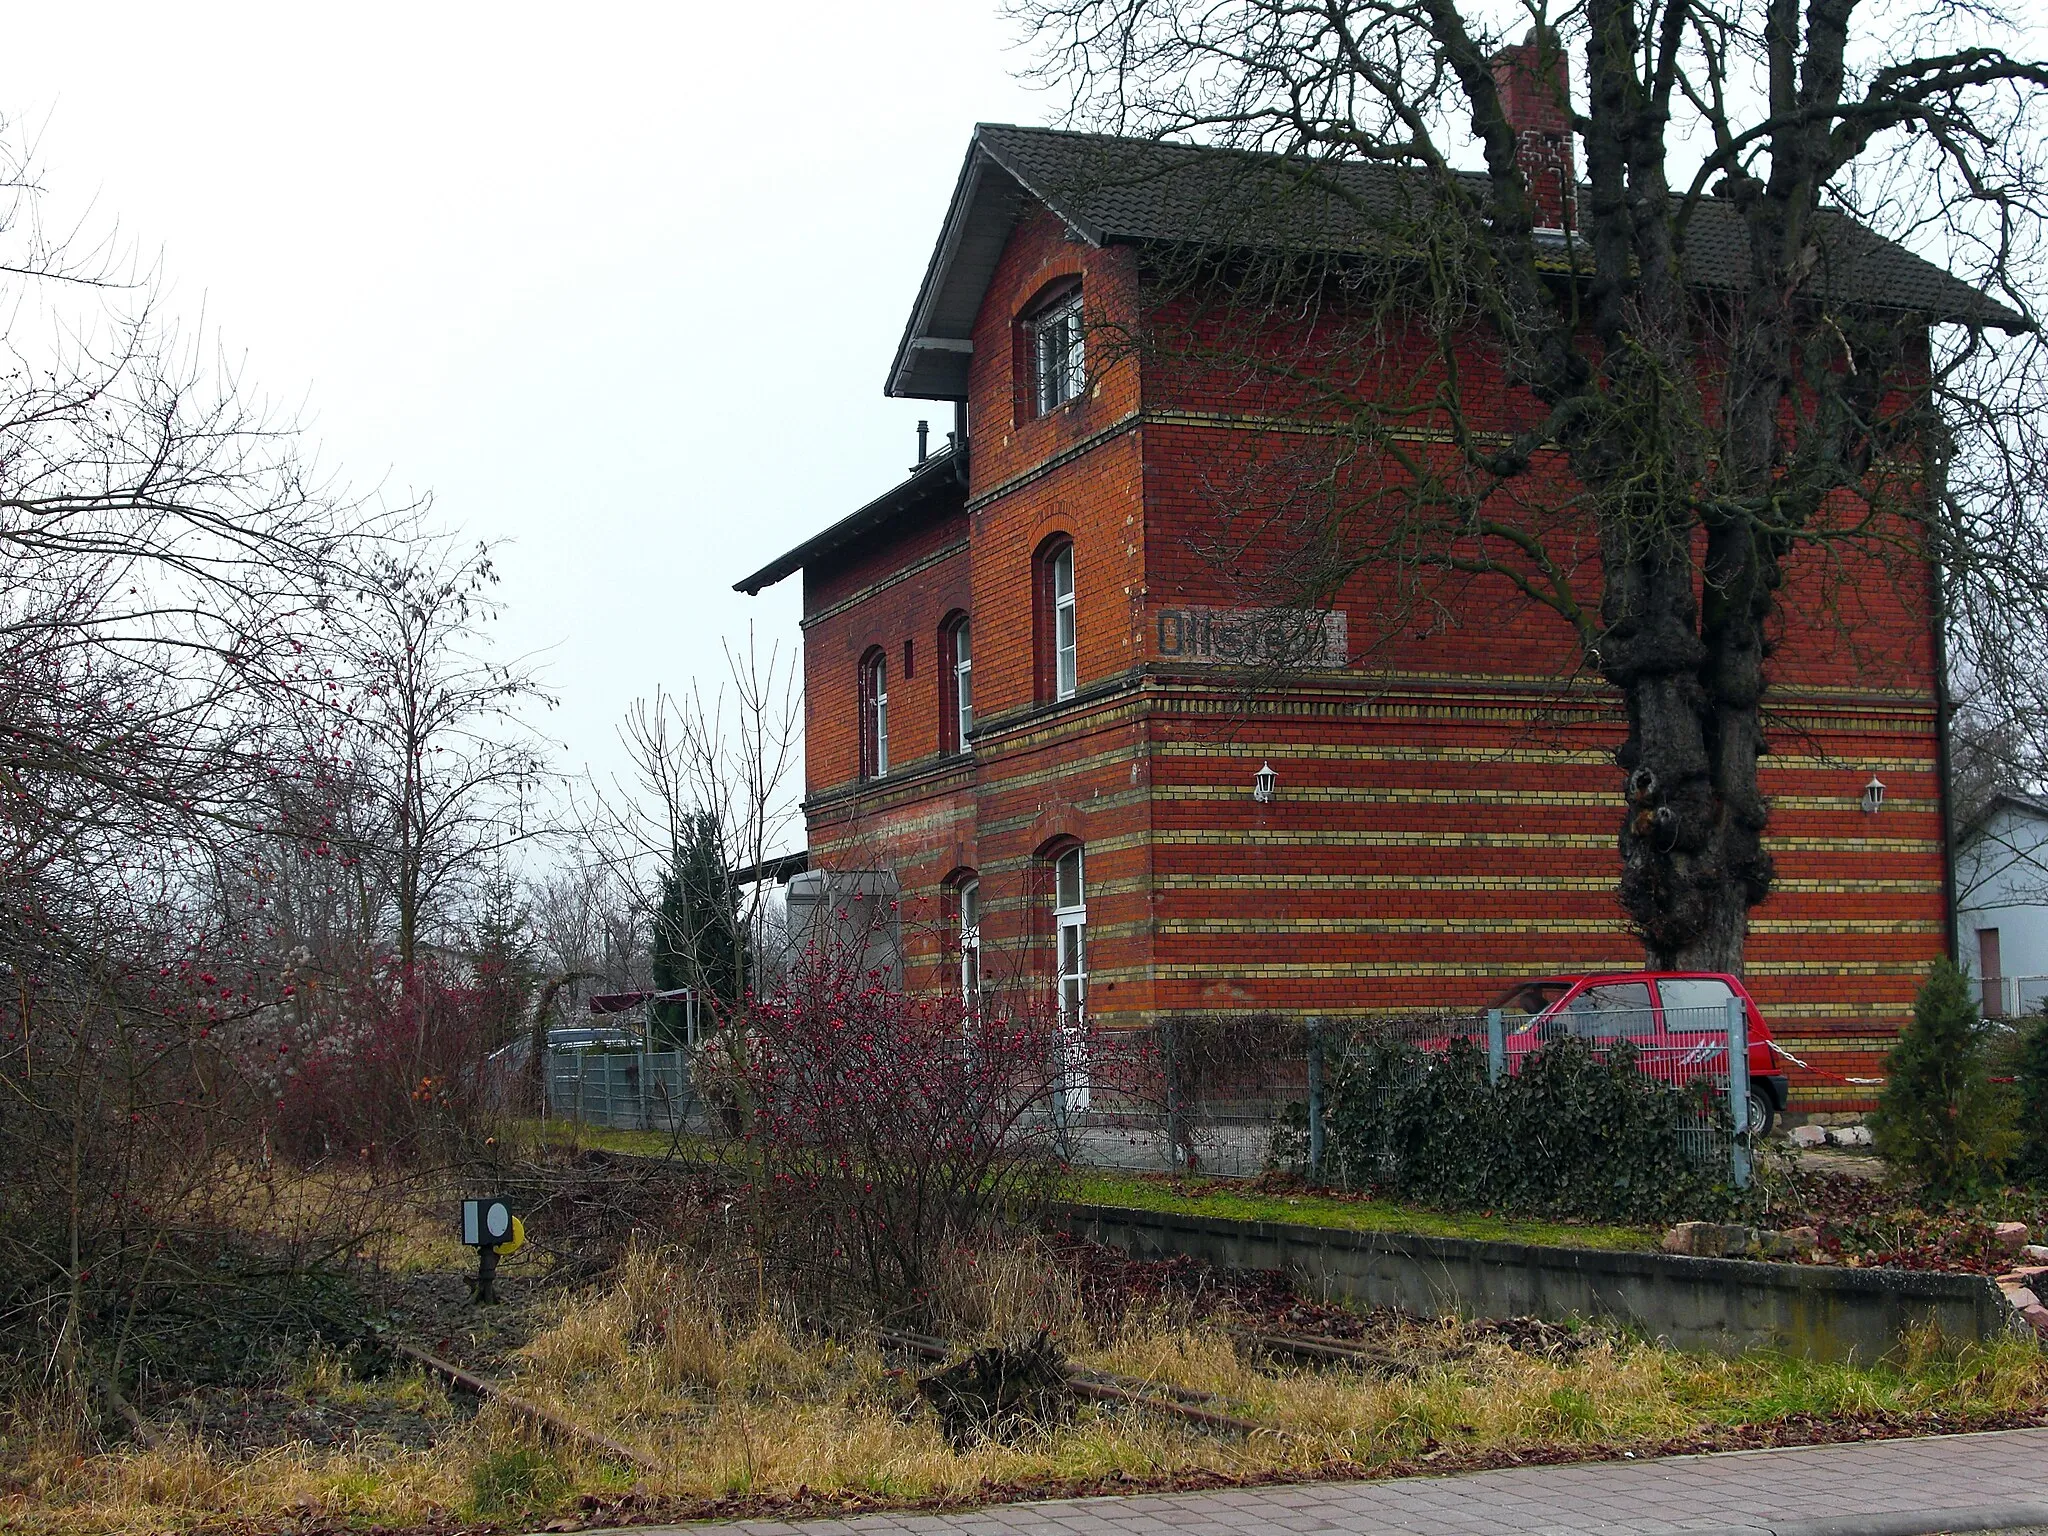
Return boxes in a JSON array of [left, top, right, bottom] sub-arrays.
[[1605, 516, 1776, 971]]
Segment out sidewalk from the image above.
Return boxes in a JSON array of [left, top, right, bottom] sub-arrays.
[[598, 1427, 2048, 1536]]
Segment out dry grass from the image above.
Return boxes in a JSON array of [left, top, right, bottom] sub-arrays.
[[6, 1242, 2045, 1535], [171, 1155, 476, 1278]]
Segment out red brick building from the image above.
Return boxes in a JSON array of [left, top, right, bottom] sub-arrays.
[[737, 97, 1985, 1112]]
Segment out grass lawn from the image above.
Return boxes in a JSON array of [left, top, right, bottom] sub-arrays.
[[513, 1125, 1662, 1252], [519, 1119, 714, 1162], [1062, 1169, 1664, 1252]]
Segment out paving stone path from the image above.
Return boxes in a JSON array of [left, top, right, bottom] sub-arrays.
[[598, 1427, 2048, 1536]]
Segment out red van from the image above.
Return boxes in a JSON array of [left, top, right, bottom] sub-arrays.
[[1487, 972, 1789, 1135]]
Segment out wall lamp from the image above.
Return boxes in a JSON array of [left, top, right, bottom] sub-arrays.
[[1861, 774, 1886, 814], [1253, 761, 1278, 804]]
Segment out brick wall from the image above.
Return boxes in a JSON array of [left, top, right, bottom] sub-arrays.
[[792, 190, 1946, 1113], [803, 504, 970, 796]]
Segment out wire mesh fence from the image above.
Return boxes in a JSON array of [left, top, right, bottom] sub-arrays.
[[1055, 1000, 1758, 1191], [537, 998, 1760, 1204], [543, 1047, 708, 1133]]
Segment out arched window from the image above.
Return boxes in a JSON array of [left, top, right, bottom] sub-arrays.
[[1051, 843, 1088, 1112], [1032, 284, 1085, 415], [1054, 845, 1085, 1021], [859, 648, 888, 780], [1035, 537, 1077, 703], [940, 612, 973, 754]]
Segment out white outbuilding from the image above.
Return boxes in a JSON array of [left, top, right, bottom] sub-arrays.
[[1955, 792, 2048, 1018]]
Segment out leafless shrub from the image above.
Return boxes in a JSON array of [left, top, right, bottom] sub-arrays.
[[0, 112, 547, 1419]]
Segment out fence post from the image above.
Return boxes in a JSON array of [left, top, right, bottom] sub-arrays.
[[575, 1049, 586, 1127], [1161, 1017, 1181, 1171], [1486, 1008, 1505, 1086], [1306, 1017, 1325, 1183], [1727, 992, 1752, 1190]]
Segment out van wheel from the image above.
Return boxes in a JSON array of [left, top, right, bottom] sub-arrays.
[[1745, 1090, 1776, 1140]]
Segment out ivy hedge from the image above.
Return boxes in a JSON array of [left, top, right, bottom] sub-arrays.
[[1301, 1036, 1753, 1224]]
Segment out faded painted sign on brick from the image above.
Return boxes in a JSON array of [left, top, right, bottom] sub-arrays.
[[1155, 606, 1348, 668]]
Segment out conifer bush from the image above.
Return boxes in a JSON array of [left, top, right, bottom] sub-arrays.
[[1870, 958, 2018, 1196], [2010, 1009, 2048, 1186]]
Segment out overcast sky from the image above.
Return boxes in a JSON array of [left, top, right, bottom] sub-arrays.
[[0, 2, 1041, 814]]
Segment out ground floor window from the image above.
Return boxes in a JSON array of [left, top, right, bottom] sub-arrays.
[[1053, 844, 1088, 1113], [957, 875, 981, 1012]]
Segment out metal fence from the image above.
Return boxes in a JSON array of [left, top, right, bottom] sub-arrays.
[[540, 1004, 1758, 1188], [543, 1047, 704, 1132], [1047, 1014, 1448, 1179], [1984, 973, 2048, 1019], [1054, 997, 1757, 1189]]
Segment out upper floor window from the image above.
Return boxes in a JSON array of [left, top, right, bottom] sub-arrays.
[[1034, 538, 1079, 704], [859, 649, 888, 779], [1033, 287, 1085, 415], [1051, 544, 1077, 700], [941, 612, 973, 753]]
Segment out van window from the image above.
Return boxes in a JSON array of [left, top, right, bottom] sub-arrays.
[[1562, 981, 1655, 1037], [1658, 977, 1737, 1030], [1493, 980, 1571, 1017]]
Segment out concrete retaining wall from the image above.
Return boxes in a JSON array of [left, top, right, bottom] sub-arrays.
[[1059, 1203, 2024, 1361]]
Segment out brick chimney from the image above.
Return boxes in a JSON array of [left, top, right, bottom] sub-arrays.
[[1489, 29, 1576, 232]]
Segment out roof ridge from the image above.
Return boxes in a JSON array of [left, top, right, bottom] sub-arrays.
[[887, 123, 2018, 399]]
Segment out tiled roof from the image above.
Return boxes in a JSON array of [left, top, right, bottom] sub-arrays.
[[888, 123, 2020, 397]]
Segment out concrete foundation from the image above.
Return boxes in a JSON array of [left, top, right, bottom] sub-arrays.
[[1060, 1203, 2027, 1361]]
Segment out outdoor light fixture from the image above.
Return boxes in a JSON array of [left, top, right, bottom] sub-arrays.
[[1861, 774, 1886, 814], [460, 1196, 524, 1304], [1252, 761, 1278, 804]]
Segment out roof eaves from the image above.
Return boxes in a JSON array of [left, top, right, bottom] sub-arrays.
[[1990, 789, 2048, 822], [886, 138, 991, 402], [1957, 788, 2048, 847], [733, 443, 967, 596], [886, 125, 1107, 401]]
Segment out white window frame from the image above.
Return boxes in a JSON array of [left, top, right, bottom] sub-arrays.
[[1053, 845, 1089, 1112], [1033, 288, 1085, 415], [957, 876, 981, 1013], [863, 654, 889, 779], [952, 617, 974, 751], [1052, 545, 1077, 701]]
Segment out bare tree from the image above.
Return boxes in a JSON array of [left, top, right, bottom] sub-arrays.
[[586, 629, 803, 1019], [332, 540, 555, 973], [529, 860, 645, 998], [1010, 0, 2048, 969], [1948, 633, 2048, 826], [0, 115, 412, 1411]]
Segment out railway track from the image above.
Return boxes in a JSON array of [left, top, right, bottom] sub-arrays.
[[382, 1337, 661, 1473], [374, 1308, 1413, 1468], [867, 1324, 1263, 1435]]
